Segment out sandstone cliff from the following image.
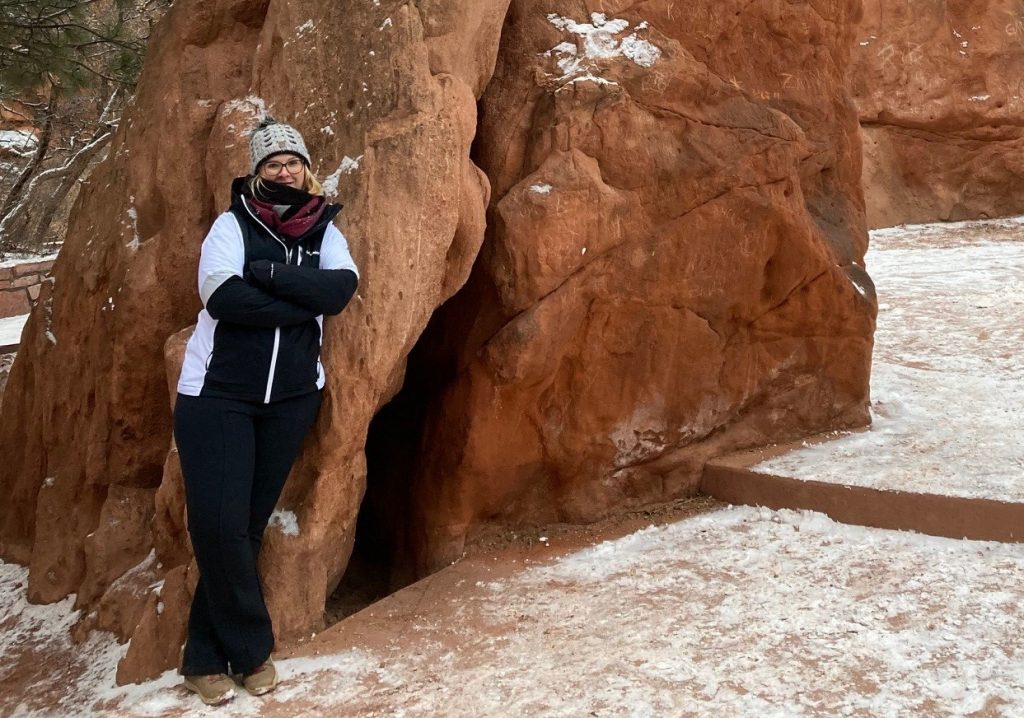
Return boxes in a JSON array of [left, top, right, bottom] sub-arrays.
[[0, 0, 875, 682], [854, 0, 1024, 227]]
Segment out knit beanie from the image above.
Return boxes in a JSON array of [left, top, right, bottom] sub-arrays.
[[249, 119, 311, 174]]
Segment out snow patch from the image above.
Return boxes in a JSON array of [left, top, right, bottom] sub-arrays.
[[620, 33, 661, 67], [321, 156, 362, 198], [125, 196, 140, 251], [0, 251, 58, 269], [848, 276, 867, 297], [105, 550, 159, 600], [269, 509, 300, 537], [221, 96, 269, 129], [0, 314, 28, 347], [321, 169, 344, 198], [558, 73, 618, 89], [542, 12, 661, 83], [339, 155, 361, 174], [0, 130, 38, 157]]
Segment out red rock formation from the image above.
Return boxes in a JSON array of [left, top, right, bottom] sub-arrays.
[[380, 0, 876, 575], [0, 0, 507, 683], [853, 0, 1024, 227], [0, 0, 875, 682]]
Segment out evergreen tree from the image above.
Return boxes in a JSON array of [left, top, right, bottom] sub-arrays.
[[0, 0, 151, 100]]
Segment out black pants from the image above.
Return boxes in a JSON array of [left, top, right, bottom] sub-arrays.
[[173, 390, 322, 676]]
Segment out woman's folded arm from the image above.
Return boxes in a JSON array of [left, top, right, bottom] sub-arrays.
[[205, 276, 322, 326], [248, 261, 358, 315]]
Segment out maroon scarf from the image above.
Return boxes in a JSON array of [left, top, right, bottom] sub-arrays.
[[246, 195, 326, 242], [243, 177, 327, 243]]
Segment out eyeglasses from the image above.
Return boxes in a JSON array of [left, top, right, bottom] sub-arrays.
[[261, 158, 305, 174]]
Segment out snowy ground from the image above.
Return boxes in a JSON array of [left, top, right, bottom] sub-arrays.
[[756, 216, 1024, 500], [4, 216, 1024, 716], [0, 313, 28, 347], [5, 506, 1024, 717]]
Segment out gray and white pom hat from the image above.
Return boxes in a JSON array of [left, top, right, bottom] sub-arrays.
[[249, 119, 311, 174]]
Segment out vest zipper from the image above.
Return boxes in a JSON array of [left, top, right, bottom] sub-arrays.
[[241, 197, 290, 404]]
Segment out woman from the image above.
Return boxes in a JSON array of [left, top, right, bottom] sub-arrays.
[[174, 119, 359, 705]]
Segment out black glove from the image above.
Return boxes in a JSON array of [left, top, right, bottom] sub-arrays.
[[247, 260, 275, 290]]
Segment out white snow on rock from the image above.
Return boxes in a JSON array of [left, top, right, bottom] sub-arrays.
[[620, 32, 662, 67], [558, 73, 618, 89], [269, 509, 300, 537], [125, 196, 140, 251], [321, 155, 362, 198], [321, 169, 343, 198], [754, 216, 1024, 500], [221, 96, 269, 130], [848, 275, 867, 297], [7, 505, 1024, 715], [0, 314, 28, 347], [105, 550, 159, 600], [338, 155, 361, 174], [542, 13, 661, 82]]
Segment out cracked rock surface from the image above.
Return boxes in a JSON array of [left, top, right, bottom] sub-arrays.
[[853, 0, 1024, 226], [390, 0, 874, 578]]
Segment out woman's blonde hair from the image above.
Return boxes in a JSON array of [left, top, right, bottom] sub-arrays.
[[249, 165, 324, 197]]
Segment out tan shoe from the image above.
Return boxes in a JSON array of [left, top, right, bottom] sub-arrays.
[[242, 658, 277, 696], [182, 673, 236, 705]]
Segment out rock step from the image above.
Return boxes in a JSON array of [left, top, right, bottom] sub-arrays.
[[702, 450, 1024, 544]]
